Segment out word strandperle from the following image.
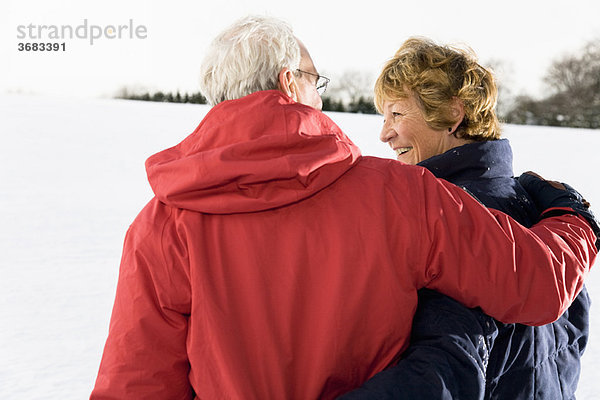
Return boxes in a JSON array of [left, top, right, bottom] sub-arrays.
[[16, 19, 147, 45]]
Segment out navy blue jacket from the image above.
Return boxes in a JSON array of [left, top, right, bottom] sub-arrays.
[[340, 139, 590, 399]]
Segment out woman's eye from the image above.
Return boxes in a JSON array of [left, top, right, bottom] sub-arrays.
[[392, 112, 402, 118]]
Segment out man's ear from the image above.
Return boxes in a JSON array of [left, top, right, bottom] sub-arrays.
[[278, 68, 299, 101]]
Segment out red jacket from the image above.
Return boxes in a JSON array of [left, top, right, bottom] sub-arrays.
[[91, 91, 596, 399]]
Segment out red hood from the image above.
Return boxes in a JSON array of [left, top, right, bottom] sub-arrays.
[[146, 91, 362, 214]]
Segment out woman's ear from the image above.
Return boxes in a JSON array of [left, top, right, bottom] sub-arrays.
[[278, 68, 299, 102], [449, 97, 465, 134]]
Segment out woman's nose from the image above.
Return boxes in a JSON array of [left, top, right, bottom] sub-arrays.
[[380, 122, 395, 143]]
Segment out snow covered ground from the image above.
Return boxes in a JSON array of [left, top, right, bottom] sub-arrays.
[[1, 94, 598, 399]]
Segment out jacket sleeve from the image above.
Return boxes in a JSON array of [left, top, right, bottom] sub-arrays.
[[90, 199, 194, 400], [339, 167, 596, 400], [411, 169, 596, 326]]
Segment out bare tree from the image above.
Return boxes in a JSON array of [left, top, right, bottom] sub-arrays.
[[543, 41, 600, 97], [327, 69, 376, 104], [505, 38, 600, 128]]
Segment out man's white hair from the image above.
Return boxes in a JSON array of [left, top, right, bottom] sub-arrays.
[[199, 15, 302, 106]]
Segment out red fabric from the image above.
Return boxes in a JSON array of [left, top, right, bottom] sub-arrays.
[[91, 91, 596, 400]]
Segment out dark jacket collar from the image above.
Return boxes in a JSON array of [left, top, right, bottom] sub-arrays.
[[417, 139, 514, 182]]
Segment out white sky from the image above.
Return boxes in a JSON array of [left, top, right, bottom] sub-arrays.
[[2, 0, 600, 99]]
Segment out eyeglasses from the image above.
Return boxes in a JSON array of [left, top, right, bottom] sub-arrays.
[[296, 69, 330, 96]]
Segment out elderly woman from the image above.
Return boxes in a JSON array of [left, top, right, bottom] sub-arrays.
[[341, 38, 590, 399]]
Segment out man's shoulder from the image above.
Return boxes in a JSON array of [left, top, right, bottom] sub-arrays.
[[127, 197, 182, 238], [353, 156, 431, 182]]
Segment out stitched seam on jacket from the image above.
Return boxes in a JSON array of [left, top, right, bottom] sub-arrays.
[[532, 338, 582, 370], [486, 342, 582, 399], [533, 325, 537, 399], [554, 322, 566, 399]]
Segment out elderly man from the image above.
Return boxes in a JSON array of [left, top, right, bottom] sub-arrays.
[[90, 15, 597, 399]]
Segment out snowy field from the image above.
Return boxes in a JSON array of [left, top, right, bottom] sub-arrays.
[[1, 94, 599, 399]]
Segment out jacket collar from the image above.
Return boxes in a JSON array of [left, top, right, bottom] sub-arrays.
[[417, 139, 514, 181]]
